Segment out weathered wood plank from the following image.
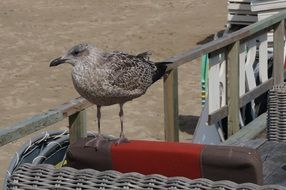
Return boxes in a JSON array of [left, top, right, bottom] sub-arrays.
[[69, 110, 87, 144], [224, 112, 267, 145], [0, 110, 64, 147], [208, 78, 273, 124], [252, 0, 286, 12], [0, 97, 91, 147], [229, 0, 251, 2], [208, 106, 228, 125], [228, 3, 251, 11], [227, 41, 240, 137], [166, 10, 286, 70], [52, 97, 92, 117], [224, 138, 267, 149], [228, 14, 257, 23], [240, 78, 273, 106], [163, 69, 179, 142], [273, 20, 285, 85]]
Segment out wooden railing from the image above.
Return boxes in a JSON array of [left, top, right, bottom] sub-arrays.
[[164, 10, 286, 139], [1, 10, 286, 147], [0, 97, 92, 146]]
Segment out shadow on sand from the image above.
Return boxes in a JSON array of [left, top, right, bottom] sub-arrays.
[[179, 115, 199, 135]]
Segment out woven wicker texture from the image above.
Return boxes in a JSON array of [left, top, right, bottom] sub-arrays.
[[267, 82, 286, 142], [7, 164, 286, 190]]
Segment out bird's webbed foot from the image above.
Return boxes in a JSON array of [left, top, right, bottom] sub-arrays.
[[84, 134, 107, 150]]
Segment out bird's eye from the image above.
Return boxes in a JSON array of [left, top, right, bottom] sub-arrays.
[[72, 50, 81, 56]]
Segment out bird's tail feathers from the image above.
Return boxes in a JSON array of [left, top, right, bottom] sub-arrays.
[[152, 61, 173, 83]]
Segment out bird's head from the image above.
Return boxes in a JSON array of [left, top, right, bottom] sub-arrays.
[[50, 43, 102, 67]]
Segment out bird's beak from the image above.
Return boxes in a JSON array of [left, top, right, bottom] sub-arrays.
[[50, 57, 68, 67]]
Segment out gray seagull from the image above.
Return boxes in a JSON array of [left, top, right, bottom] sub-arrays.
[[50, 43, 170, 148]]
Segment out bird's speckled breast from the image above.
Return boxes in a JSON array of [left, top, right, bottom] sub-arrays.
[[71, 65, 135, 106]]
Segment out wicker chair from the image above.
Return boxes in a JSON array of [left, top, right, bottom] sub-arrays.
[[5, 131, 286, 190]]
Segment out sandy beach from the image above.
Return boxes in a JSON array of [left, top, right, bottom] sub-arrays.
[[0, 0, 227, 186]]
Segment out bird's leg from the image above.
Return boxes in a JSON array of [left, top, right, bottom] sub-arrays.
[[119, 103, 124, 138], [85, 105, 106, 149], [115, 103, 129, 144], [97, 105, 102, 134]]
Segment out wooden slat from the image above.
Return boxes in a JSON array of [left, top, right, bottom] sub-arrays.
[[208, 78, 273, 124], [69, 110, 87, 144], [227, 41, 240, 137], [273, 20, 285, 85], [229, 0, 251, 2], [224, 112, 267, 145], [0, 110, 64, 147], [228, 14, 257, 23], [240, 78, 273, 106], [0, 97, 92, 147], [228, 3, 251, 11], [226, 138, 267, 149], [165, 10, 286, 71], [228, 10, 254, 15], [252, 0, 286, 12], [163, 69, 179, 142], [52, 97, 92, 117], [208, 106, 228, 125]]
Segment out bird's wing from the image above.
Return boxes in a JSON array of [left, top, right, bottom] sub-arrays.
[[104, 52, 156, 93]]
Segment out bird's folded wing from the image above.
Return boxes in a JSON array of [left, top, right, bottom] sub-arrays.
[[105, 52, 156, 93]]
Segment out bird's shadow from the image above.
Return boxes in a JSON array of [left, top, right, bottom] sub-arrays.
[[179, 115, 199, 134]]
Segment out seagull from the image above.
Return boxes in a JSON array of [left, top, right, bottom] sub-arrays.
[[50, 43, 171, 148]]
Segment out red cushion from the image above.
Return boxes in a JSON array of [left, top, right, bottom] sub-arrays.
[[67, 138, 263, 184], [111, 140, 204, 179]]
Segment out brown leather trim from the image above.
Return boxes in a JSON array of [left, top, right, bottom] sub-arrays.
[[66, 137, 113, 171], [201, 145, 263, 185]]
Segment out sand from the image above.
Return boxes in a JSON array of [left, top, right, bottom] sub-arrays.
[[0, 0, 227, 186]]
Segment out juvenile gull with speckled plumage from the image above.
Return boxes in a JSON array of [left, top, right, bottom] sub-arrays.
[[50, 43, 170, 148]]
